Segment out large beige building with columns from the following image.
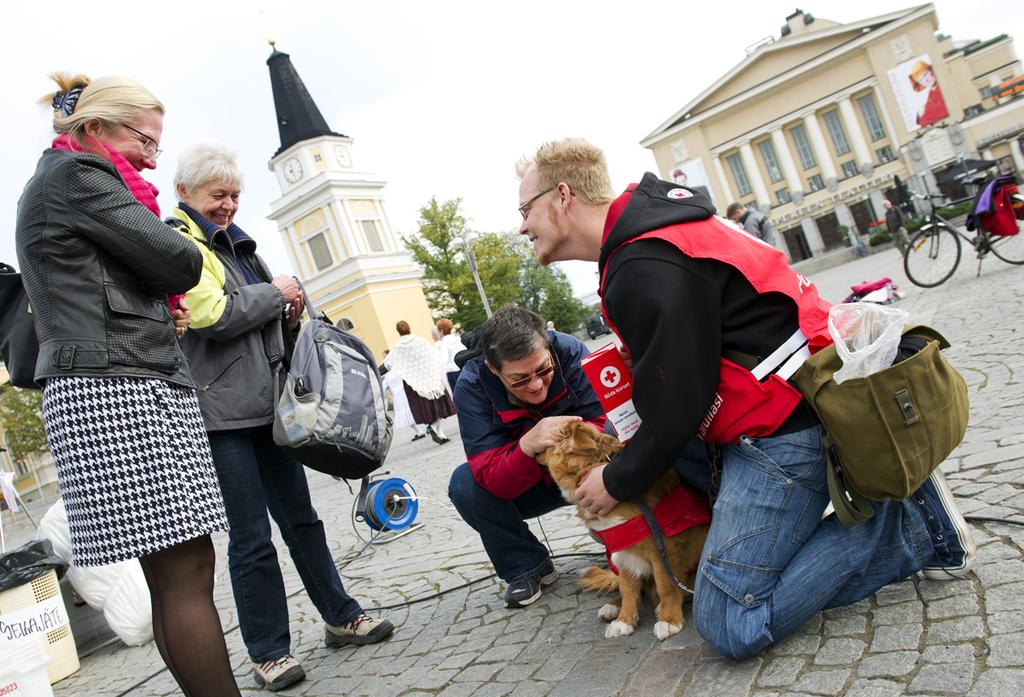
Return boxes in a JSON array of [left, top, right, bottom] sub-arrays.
[[642, 5, 1024, 262]]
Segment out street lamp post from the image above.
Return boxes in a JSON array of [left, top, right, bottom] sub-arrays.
[[461, 233, 492, 319]]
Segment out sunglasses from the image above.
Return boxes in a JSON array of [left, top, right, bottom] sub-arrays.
[[498, 356, 556, 389]]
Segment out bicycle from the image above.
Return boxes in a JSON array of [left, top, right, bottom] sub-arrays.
[[902, 189, 1024, 288]]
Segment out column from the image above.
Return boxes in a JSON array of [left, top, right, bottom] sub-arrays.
[[330, 199, 357, 257], [1010, 138, 1024, 174], [770, 128, 804, 204], [872, 85, 901, 149], [833, 202, 861, 247], [838, 97, 873, 176], [711, 155, 735, 206], [738, 141, 771, 211], [800, 216, 825, 256], [803, 112, 838, 190]]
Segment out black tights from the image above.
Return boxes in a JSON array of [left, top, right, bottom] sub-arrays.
[[139, 535, 241, 697]]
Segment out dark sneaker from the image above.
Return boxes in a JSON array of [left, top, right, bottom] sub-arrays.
[[913, 470, 977, 580], [253, 655, 305, 692], [325, 614, 395, 647], [505, 561, 558, 608]]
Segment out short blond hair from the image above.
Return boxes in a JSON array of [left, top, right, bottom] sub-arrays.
[[515, 138, 615, 206], [40, 72, 163, 145]]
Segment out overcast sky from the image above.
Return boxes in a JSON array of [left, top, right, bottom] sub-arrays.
[[4, 1, 1021, 298]]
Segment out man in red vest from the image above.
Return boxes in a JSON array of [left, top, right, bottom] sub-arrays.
[[514, 138, 976, 659]]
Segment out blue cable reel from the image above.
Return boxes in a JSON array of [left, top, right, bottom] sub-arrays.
[[356, 476, 419, 532]]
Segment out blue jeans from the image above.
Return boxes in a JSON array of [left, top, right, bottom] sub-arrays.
[[691, 425, 933, 659], [207, 426, 362, 663], [448, 463, 567, 583]]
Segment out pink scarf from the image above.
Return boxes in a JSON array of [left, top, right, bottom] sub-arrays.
[[51, 134, 184, 311]]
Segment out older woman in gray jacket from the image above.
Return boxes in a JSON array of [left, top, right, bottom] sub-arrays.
[[169, 141, 393, 692]]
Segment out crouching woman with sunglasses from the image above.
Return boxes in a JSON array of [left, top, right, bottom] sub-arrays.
[[447, 305, 607, 608]]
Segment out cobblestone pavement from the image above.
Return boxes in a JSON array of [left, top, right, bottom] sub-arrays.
[[29, 247, 1024, 695]]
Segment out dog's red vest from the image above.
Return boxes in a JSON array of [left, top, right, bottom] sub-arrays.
[[600, 209, 833, 444], [591, 484, 711, 575]]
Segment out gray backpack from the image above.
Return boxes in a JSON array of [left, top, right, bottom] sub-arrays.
[[273, 291, 393, 479]]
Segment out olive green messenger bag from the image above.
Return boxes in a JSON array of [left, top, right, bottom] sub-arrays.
[[790, 325, 970, 527]]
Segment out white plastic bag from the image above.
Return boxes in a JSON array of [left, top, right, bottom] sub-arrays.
[[102, 566, 153, 646], [828, 303, 909, 384], [34, 498, 153, 646]]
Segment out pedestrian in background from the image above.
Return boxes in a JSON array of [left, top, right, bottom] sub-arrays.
[[16, 72, 239, 696], [171, 141, 393, 692], [727, 202, 777, 246], [437, 318, 467, 394], [384, 320, 455, 444], [884, 199, 910, 253]]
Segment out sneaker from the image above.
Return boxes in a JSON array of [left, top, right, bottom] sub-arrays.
[[325, 614, 395, 647], [253, 655, 305, 692], [505, 560, 558, 608], [913, 470, 977, 580]]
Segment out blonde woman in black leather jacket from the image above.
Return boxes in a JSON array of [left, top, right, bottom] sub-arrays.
[[15, 72, 241, 697]]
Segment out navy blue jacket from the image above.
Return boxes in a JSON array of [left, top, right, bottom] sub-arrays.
[[453, 331, 606, 499]]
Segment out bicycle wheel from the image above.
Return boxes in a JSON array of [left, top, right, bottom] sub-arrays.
[[986, 223, 1024, 264], [904, 224, 961, 287]]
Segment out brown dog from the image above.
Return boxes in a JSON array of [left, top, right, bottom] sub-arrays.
[[537, 421, 709, 640]]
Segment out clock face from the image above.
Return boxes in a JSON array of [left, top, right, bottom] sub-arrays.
[[334, 145, 352, 168], [283, 157, 304, 183]]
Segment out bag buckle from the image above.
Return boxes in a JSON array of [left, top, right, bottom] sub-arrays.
[[57, 346, 76, 370], [894, 388, 919, 425]]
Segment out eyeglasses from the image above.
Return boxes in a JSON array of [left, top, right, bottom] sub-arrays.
[[123, 124, 162, 159], [518, 186, 555, 221], [499, 356, 556, 389]]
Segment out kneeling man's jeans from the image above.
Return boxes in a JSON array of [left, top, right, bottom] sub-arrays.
[[692, 425, 932, 659]]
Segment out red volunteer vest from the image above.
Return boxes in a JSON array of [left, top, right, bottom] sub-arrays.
[[600, 191, 832, 444]]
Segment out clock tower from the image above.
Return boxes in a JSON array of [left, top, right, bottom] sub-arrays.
[[265, 44, 435, 358]]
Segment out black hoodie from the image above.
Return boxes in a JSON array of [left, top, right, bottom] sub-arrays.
[[598, 173, 812, 502]]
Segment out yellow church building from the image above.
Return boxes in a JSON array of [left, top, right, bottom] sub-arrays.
[[264, 45, 434, 358]]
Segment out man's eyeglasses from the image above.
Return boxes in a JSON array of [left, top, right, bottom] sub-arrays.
[[518, 186, 555, 221], [123, 124, 162, 158], [499, 357, 556, 389]]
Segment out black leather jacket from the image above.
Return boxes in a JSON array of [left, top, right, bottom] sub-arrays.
[[15, 149, 202, 386]]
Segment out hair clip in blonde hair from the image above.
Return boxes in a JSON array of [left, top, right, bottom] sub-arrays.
[[51, 87, 84, 117]]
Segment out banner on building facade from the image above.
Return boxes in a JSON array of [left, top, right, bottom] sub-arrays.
[[887, 53, 950, 132], [669, 158, 715, 205]]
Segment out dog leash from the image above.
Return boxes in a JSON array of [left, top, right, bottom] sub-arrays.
[[634, 500, 695, 594]]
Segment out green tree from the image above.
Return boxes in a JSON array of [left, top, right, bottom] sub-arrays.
[[401, 197, 467, 318], [453, 233, 521, 330], [517, 245, 586, 332], [0, 387, 48, 463], [403, 198, 586, 333]]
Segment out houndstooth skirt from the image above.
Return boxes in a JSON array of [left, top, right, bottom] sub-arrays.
[[42, 376, 229, 567]]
